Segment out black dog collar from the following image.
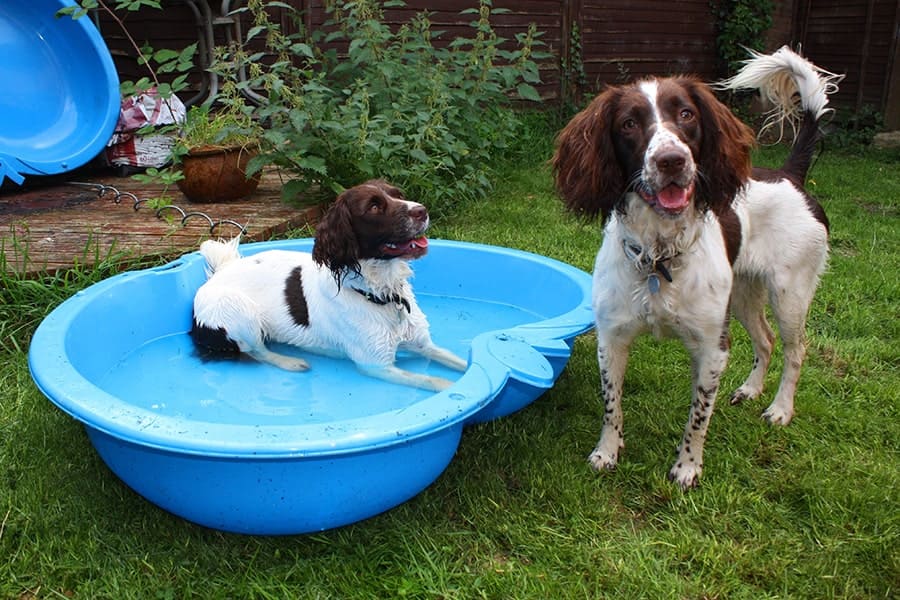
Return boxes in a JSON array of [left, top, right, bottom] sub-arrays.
[[353, 287, 411, 313]]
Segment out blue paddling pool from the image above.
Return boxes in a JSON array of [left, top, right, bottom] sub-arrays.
[[0, 0, 119, 184], [29, 239, 594, 534]]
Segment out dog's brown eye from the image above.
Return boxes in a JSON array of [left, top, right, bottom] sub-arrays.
[[680, 108, 694, 121], [622, 118, 638, 131], [367, 196, 384, 213]]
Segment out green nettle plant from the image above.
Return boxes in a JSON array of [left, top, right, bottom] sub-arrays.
[[58, 0, 196, 99], [216, 0, 547, 211], [713, 0, 774, 77], [828, 104, 884, 147]]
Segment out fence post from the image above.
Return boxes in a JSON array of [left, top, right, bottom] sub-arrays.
[[560, 0, 584, 104]]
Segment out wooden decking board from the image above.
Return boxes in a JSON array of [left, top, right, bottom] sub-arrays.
[[1, 169, 321, 276]]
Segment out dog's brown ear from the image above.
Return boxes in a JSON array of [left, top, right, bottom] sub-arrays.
[[312, 194, 360, 285], [552, 88, 626, 223], [683, 78, 756, 215]]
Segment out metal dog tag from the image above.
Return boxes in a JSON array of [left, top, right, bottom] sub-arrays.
[[648, 273, 660, 294]]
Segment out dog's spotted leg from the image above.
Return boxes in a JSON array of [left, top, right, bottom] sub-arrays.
[[668, 335, 729, 489], [588, 340, 629, 472]]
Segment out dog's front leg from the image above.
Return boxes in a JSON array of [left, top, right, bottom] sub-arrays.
[[588, 335, 631, 472], [669, 333, 730, 489]]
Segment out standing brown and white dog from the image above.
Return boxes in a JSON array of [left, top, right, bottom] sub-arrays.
[[191, 180, 467, 391], [552, 47, 842, 488]]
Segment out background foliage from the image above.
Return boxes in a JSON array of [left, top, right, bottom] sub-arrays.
[[713, 0, 775, 76], [218, 0, 547, 212]]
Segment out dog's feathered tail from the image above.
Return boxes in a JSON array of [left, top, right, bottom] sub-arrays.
[[199, 236, 242, 277], [717, 46, 843, 181]]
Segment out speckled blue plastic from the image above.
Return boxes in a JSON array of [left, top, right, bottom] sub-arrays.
[[29, 240, 593, 534], [0, 1, 120, 184]]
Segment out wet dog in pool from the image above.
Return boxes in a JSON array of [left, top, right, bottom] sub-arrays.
[[190, 180, 468, 391]]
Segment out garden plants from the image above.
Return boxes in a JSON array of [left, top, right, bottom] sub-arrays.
[[174, 104, 263, 203], [217, 0, 547, 212]]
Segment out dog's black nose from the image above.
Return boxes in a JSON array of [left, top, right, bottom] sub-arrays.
[[409, 204, 428, 222], [656, 151, 687, 175]]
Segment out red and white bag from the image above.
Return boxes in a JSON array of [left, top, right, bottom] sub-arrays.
[[106, 89, 186, 168]]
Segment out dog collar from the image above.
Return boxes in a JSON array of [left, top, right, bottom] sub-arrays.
[[353, 287, 411, 313], [622, 240, 677, 294]]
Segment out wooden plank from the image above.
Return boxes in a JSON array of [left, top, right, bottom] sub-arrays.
[[1, 169, 321, 277]]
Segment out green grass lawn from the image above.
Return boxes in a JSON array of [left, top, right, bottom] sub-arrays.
[[1, 142, 898, 599]]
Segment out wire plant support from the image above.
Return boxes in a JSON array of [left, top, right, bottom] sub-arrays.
[[66, 181, 247, 236]]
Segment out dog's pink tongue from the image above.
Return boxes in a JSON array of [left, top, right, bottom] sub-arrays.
[[384, 236, 428, 256], [407, 236, 428, 250], [657, 184, 690, 210]]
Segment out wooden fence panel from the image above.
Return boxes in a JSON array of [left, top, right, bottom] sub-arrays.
[[795, 0, 900, 121], [576, 0, 719, 91], [92, 0, 900, 126]]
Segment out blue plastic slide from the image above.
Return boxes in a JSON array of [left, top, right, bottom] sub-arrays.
[[0, 0, 119, 184]]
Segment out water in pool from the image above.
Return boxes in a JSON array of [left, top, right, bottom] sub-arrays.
[[96, 294, 542, 426]]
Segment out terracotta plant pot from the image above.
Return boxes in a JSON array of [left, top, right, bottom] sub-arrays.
[[177, 144, 261, 203]]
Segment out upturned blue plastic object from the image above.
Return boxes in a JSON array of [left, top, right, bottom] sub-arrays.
[[0, 1, 120, 184], [29, 240, 594, 534]]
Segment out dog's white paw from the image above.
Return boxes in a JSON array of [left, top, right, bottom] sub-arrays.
[[588, 446, 619, 472], [272, 356, 310, 372], [729, 385, 758, 405], [668, 462, 702, 489], [762, 402, 793, 425], [247, 348, 310, 372]]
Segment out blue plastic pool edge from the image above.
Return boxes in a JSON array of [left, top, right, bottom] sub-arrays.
[[28, 240, 595, 459]]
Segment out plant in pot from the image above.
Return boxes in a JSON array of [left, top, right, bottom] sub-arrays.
[[173, 104, 263, 203], [62, 1, 267, 206]]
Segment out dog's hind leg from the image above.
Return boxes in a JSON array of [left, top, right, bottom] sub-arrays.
[[233, 326, 310, 371], [244, 346, 310, 372], [197, 293, 310, 372], [764, 225, 828, 425], [762, 277, 818, 425], [730, 276, 775, 405]]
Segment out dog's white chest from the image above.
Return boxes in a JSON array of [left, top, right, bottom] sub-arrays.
[[593, 216, 733, 341], [632, 274, 682, 338]]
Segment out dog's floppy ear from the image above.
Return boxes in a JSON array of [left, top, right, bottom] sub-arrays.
[[312, 192, 361, 285], [552, 88, 626, 223], [682, 78, 756, 215]]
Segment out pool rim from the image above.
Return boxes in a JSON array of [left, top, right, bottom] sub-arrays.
[[28, 239, 593, 460]]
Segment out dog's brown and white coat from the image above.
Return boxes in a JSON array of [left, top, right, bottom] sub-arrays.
[[191, 180, 467, 391], [552, 47, 841, 488]]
